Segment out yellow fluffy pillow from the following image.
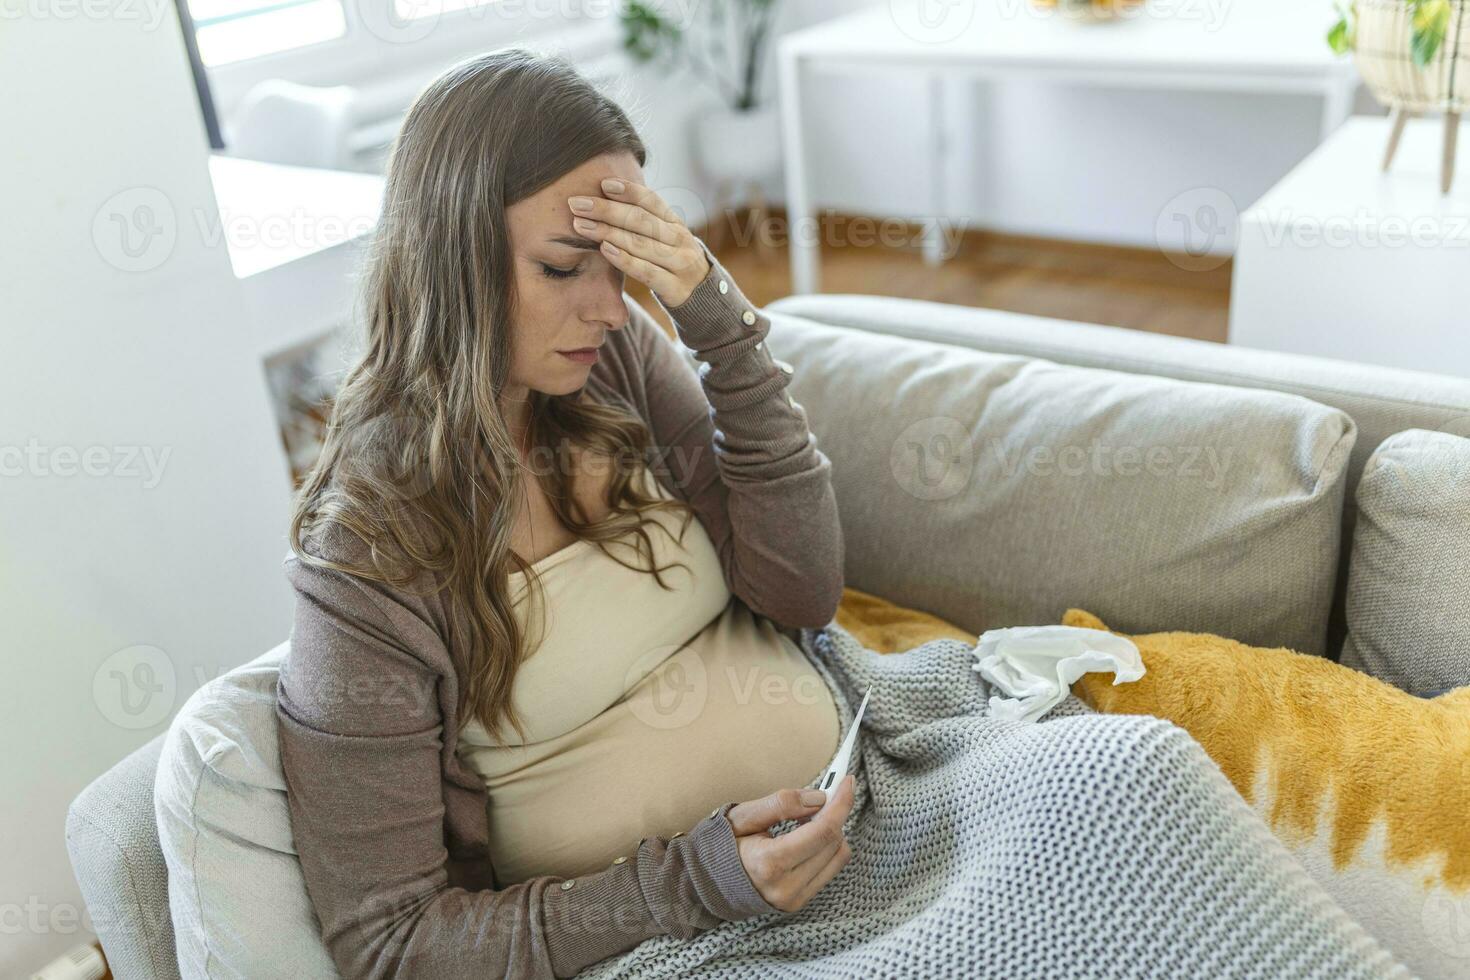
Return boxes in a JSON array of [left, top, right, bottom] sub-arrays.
[[834, 586, 976, 652], [1062, 608, 1469, 978]]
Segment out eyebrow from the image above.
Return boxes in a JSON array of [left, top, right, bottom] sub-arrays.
[[545, 234, 601, 251]]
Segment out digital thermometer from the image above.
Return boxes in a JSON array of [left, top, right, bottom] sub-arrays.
[[815, 684, 870, 801]]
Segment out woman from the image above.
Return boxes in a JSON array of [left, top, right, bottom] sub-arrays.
[[277, 47, 857, 980], [278, 47, 1398, 980]]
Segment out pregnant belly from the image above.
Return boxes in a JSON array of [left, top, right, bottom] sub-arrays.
[[468, 619, 840, 886]]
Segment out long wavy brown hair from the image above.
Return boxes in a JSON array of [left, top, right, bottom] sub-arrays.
[[289, 48, 699, 744]]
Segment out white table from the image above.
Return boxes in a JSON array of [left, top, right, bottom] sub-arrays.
[[207, 155, 385, 359], [1229, 116, 1470, 377], [778, 0, 1360, 294]]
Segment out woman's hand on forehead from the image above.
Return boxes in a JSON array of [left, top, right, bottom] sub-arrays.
[[567, 178, 711, 308]]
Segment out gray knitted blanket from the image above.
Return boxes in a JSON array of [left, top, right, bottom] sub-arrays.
[[580, 622, 1410, 979]]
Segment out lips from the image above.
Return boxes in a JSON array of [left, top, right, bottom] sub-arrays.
[[559, 345, 603, 365]]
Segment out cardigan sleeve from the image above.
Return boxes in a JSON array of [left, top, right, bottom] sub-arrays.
[[276, 551, 777, 980], [632, 242, 845, 630]]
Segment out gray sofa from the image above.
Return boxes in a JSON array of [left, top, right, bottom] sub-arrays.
[[67, 293, 1470, 979]]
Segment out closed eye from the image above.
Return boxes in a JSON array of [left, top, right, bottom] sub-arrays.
[[540, 262, 581, 280]]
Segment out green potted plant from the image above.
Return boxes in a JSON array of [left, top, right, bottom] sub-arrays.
[[620, 0, 782, 187], [1327, 0, 1467, 191]]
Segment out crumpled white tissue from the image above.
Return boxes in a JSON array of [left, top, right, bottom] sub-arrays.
[[972, 625, 1145, 724]]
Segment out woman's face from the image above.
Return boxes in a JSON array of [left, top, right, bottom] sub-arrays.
[[503, 151, 644, 402]]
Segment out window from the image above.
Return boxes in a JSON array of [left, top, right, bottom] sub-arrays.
[[188, 0, 348, 66], [392, 0, 493, 20]]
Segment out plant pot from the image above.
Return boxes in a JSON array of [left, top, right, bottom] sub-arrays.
[[693, 104, 783, 184], [1353, 0, 1470, 112]]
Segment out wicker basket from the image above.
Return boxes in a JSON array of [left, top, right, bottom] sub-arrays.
[[1354, 0, 1470, 112]]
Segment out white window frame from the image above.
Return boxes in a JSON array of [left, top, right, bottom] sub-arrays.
[[202, 0, 619, 118]]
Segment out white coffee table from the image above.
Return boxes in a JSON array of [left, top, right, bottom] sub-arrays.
[[1229, 116, 1470, 377], [778, 0, 1360, 294]]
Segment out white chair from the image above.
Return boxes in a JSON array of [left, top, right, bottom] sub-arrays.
[[228, 79, 358, 171]]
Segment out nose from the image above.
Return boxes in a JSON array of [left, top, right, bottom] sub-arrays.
[[585, 262, 629, 330]]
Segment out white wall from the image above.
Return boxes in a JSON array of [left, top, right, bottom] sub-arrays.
[[0, 2, 295, 974]]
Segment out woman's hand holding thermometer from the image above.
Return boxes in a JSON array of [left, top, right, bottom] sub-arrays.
[[814, 685, 870, 812], [719, 685, 870, 911]]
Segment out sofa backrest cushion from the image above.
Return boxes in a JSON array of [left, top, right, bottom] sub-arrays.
[[767, 317, 1356, 655], [1340, 429, 1470, 696], [766, 295, 1470, 652], [154, 642, 340, 980]]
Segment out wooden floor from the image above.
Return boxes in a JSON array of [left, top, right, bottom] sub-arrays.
[[628, 208, 1230, 344]]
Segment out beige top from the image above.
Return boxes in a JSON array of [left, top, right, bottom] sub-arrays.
[[456, 465, 841, 886]]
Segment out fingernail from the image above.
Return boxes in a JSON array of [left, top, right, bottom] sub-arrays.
[[601, 178, 625, 193], [800, 789, 826, 806], [569, 197, 593, 212], [573, 217, 596, 231]]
